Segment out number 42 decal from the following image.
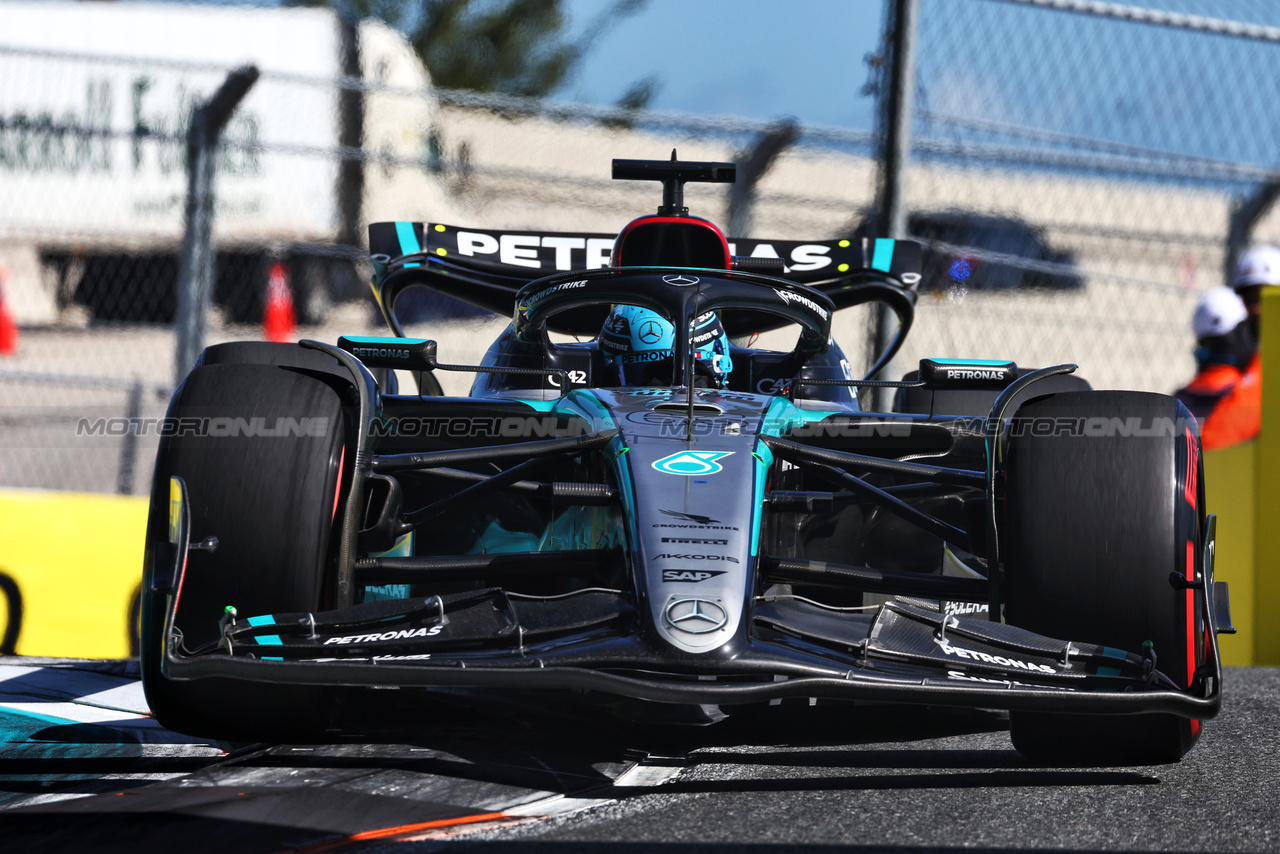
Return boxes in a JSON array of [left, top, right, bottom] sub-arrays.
[[549, 370, 588, 387]]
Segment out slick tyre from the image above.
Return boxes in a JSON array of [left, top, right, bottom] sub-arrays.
[[141, 353, 349, 743], [1005, 391, 1205, 764]]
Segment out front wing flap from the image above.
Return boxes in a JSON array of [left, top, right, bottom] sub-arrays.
[[160, 567, 1223, 721]]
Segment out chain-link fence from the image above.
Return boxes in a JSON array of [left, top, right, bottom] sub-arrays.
[[0, 4, 449, 494], [898, 0, 1280, 394], [2, 0, 1279, 495]]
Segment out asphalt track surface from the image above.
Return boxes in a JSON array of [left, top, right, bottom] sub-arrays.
[[1, 659, 1276, 853]]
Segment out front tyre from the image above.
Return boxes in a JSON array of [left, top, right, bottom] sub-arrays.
[[1005, 391, 1205, 764], [141, 356, 349, 743]]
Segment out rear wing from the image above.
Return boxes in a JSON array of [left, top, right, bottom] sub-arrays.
[[368, 222, 922, 337]]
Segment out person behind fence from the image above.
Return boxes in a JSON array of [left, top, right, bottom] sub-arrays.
[[1200, 246, 1280, 450], [1175, 287, 1253, 424]]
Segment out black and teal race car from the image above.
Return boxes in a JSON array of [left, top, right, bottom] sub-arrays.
[[141, 156, 1230, 763]]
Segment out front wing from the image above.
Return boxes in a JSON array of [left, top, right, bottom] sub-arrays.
[[158, 543, 1225, 720]]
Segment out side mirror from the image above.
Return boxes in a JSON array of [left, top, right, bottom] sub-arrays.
[[918, 358, 1017, 390], [338, 336, 439, 371]]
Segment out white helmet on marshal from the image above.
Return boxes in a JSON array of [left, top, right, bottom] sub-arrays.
[[1192, 287, 1248, 339], [1234, 245, 1280, 288]]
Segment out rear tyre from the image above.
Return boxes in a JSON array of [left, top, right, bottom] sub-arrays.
[[1005, 391, 1205, 764], [141, 352, 349, 742]]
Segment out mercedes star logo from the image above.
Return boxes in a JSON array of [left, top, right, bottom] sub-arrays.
[[638, 319, 664, 344], [665, 598, 728, 634], [663, 274, 699, 286]]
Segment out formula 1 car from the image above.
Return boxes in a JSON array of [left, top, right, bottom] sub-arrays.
[[141, 156, 1231, 763]]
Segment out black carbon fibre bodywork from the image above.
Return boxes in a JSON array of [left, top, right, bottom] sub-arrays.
[[154, 360, 1225, 721], [147, 158, 1228, 735]]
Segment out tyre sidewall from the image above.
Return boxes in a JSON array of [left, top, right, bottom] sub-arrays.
[[1005, 391, 1204, 763], [141, 360, 349, 742]]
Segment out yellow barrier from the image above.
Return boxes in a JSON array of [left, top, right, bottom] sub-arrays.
[[1204, 441, 1256, 665], [0, 488, 146, 658], [1200, 286, 1280, 666], [1252, 287, 1280, 664]]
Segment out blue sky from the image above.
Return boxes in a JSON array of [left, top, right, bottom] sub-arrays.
[[134, 0, 887, 129], [556, 0, 884, 130], [126, 0, 1280, 159]]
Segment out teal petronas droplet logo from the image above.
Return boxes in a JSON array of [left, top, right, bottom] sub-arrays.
[[651, 451, 733, 476]]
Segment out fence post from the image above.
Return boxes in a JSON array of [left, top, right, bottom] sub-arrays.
[[116, 379, 143, 496], [1226, 182, 1280, 286], [174, 66, 260, 387], [869, 0, 918, 410], [337, 18, 365, 251], [727, 120, 800, 239]]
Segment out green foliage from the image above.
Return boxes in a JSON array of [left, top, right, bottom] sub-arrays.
[[416, 0, 576, 97], [603, 75, 660, 129], [615, 75, 659, 112], [291, 0, 656, 105]]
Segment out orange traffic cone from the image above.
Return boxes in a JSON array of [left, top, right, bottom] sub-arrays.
[[263, 261, 296, 343], [0, 267, 18, 356]]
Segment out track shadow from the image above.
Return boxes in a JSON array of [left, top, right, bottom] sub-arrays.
[[609, 768, 1158, 797], [0, 679, 1170, 854]]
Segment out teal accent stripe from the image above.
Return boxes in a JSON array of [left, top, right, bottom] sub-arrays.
[[750, 442, 774, 557], [760, 396, 836, 437], [254, 635, 283, 646], [262, 656, 284, 661], [761, 397, 798, 436], [567, 390, 617, 430], [1097, 647, 1127, 677], [343, 336, 429, 345], [246, 615, 274, 627], [928, 358, 1013, 366], [363, 583, 413, 602], [395, 221, 422, 255], [609, 434, 639, 555], [871, 238, 894, 272]]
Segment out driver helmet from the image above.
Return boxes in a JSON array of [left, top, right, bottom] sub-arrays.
[[599, 305, 733, 387]]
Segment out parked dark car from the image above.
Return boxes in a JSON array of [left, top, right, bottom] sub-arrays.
[[854, 211, 1084, 292]]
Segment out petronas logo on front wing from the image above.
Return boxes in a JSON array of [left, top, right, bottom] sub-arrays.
[[651, 451, 733, 476]]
